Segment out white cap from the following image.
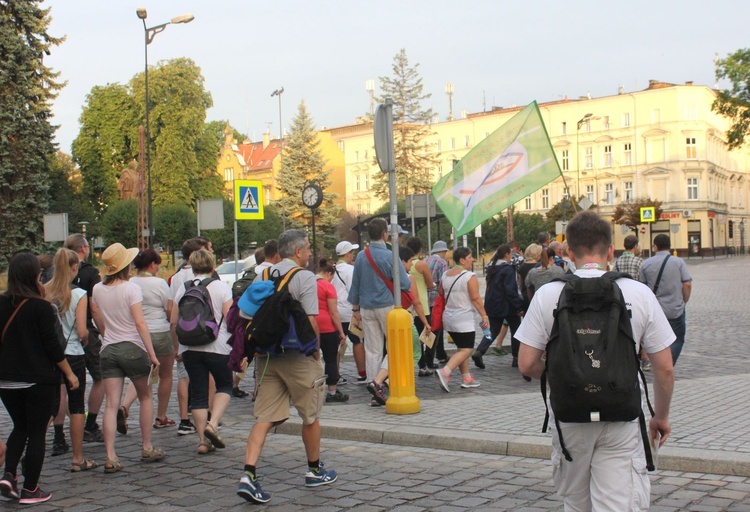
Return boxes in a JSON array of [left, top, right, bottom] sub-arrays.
[[387, 224, 409, 235], [336, 241, 360, 255]]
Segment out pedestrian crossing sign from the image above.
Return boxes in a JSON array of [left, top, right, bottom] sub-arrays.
[[234, 180, 264, 220]]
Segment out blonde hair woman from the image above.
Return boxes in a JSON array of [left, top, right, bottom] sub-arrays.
[[91, 243, 165, 474], [45, 248, 97, 472]]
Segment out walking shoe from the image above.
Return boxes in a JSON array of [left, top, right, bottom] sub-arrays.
[[471, 351, 485, 370], [491, 346, 508, 356], [355, 376, 368, 385], [305, 463, 337, 487], [641, 360, 652, 372], [19, 486, 51, 505], [370, 397, 382, 407], [83, 427, 104, 443], [177, 420, 196, 435], [418, 368, 434, 377], [336, 376, 349, 386], [116, 406, 128, 435], [51, 438, 69, 456], [326, 390, 349, 403], [512, 357, 519, 368], [366, 381, 386, 406], [436, 368, 451, 393], [232, 387, 249, 398], [461, 375, 481, 388], [237, 473, 270, 504], [0, 472, 19, 500], [522, 374, 532, 382]]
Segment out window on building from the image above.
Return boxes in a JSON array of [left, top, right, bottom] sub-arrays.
[[542, 188, 549, 209], [525, 197, 532, 209], [625, 181, 633, 203], [602, 116, 610, 130], [364, 150, 368, 160], [436, 140, 442, 152], [561, 122, 567, 135], [338, 141, 345, 152], [264, 186, 272, 205], [224, 168, 233, 182], [585, 119, 592, 133], [605, 183, 614, 205], [449, 138, 456, 150], [686, 137, 697, 159], [464, 135, 470, 148], [603, 145, 612, 167], [623, 143, 632, 165], [586, 185, 594, 203], [561, 150, 569, 171], [354, 150, 359, 162], [585, 147, 593, 169], [687, 177, 699, 199], [355, 174, 360, 192], [622, 112, 630, 127], [364, 172, 369, 190]]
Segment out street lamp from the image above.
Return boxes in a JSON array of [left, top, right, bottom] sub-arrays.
[[271, 87, 285, 229], [576, 113, 593, 198], [136, 7, 194, 248]]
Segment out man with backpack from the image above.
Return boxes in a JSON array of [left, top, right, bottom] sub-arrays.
[[516, 211, 675, 511], [238, 229, 336, 504]]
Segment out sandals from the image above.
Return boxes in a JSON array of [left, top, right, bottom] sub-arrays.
[[104, 458, 123, 474], [197, 440, 215, 455], [117, 406, 128, 435], [203, 423, 225, 449], [71, 459, 99, 472], [141, 447, 167, 462], [153, 416, 176, 429]]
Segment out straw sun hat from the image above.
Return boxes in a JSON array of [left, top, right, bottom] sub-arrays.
[[101, 243, 139, 276]]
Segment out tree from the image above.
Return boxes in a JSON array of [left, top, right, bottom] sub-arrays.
[[48, 151, 98, 235], [72, 83, 137, 218], [545, 196, 592, 223], [713, 49, 750, 150], [130, 58, 223, 207], [154, 203, 196, 254], [0, 1, 63, 267], [277, 100, 341, 233], [101, 200, 138, 247], [612, 198, 663, 233], [372, 49, 439, 199]]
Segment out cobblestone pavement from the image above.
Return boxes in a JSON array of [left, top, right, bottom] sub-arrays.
[[1, 255, 749, 510]]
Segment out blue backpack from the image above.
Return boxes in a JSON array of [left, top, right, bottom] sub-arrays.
[[175, 278, 223, 347]]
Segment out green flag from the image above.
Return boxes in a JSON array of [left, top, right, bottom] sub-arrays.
[[432, 101, 562, 236]]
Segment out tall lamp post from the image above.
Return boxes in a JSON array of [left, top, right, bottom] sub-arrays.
[[576, 113, 593, 198], [136, 7, 194, 248], [445, 82, 454, 121], [271, 87, 285, 229]]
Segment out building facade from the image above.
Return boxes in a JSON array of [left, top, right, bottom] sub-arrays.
[[324, 81, 750, 254]]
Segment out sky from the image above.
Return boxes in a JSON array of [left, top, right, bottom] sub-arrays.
[[44, 0, 750, 155]]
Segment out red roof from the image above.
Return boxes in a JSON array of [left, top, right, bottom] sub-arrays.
[[236, 139, 282, 171]]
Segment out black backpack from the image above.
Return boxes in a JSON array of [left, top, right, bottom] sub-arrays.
[[541, 272, 655, 471], [175, 278, 223, 347], [232, 268, 257, 299], [248, 267, 318, 357]]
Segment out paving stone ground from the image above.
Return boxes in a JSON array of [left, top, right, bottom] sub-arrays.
[[0, 254, 749, 510]]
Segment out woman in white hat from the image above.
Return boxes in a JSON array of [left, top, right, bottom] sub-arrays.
[[91, 243, 165, 474]]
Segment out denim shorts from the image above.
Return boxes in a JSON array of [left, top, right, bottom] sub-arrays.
[[100, 342, 150, 380]]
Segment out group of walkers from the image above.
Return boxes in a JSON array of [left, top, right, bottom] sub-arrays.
[[0, 211, 690, 508]]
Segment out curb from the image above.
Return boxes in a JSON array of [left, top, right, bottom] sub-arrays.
[[274, 419, 750, 477]]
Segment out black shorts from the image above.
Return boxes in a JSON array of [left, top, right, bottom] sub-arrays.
[[447, 331, 475, 349], [84, 328, 102, 382], [64, 355, 87, 414], [342, 322, 362, 344]]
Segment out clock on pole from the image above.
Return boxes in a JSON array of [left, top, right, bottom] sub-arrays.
[[302, 182, 323, 271]]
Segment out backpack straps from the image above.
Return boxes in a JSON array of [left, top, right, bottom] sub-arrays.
[[652, 254, 670, 295]]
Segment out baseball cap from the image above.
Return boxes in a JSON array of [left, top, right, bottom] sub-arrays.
[[336, 241, 360, 255], [387, 224, 409, 235]]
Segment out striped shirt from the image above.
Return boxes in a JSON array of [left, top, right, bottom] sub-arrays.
[[426, 255, 449, 307]]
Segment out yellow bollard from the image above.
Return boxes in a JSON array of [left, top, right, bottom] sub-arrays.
[[385, 306, 420, 414], [673, 249, 678, 257]]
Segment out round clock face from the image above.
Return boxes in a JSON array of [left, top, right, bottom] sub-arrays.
[[302, 183, 323, 209]]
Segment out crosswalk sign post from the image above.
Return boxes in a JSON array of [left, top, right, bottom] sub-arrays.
[[234, 180, 264, 220]]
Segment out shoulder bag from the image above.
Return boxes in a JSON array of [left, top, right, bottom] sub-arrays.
[[364, 247, 414, 310]]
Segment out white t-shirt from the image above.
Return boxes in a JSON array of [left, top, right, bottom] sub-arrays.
[[130, 276, 170, 333], [173, 276, 232, 355], [92, 281, 146, 351], [170, 266, 195, 301], [332, 261, 355, 322], [441, 270, 476, 333], [516, 269, 675, 355], [61, 287, 87, 356]]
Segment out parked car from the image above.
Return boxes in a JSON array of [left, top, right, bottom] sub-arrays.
[[216, 255, 255, 286]]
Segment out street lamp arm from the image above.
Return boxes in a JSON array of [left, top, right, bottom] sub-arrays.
[[145, 22, 168, 44]]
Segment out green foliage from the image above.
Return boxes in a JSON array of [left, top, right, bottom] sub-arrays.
[[612, 198, 663, 232], [203, 199, 284, 260], [480, 213, 553, 251], [372, 49, 438, 199], [154, 203, 196, 253], [48, 151, 98, 235], [546, 195, 590, 223], [204, 120, 245, 146], [0, 0, 63, 267], [713, 49, 750, 150], [72, 83, 137, 217], [101, 200, 138, 247], [277, 100, 341, 232]]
